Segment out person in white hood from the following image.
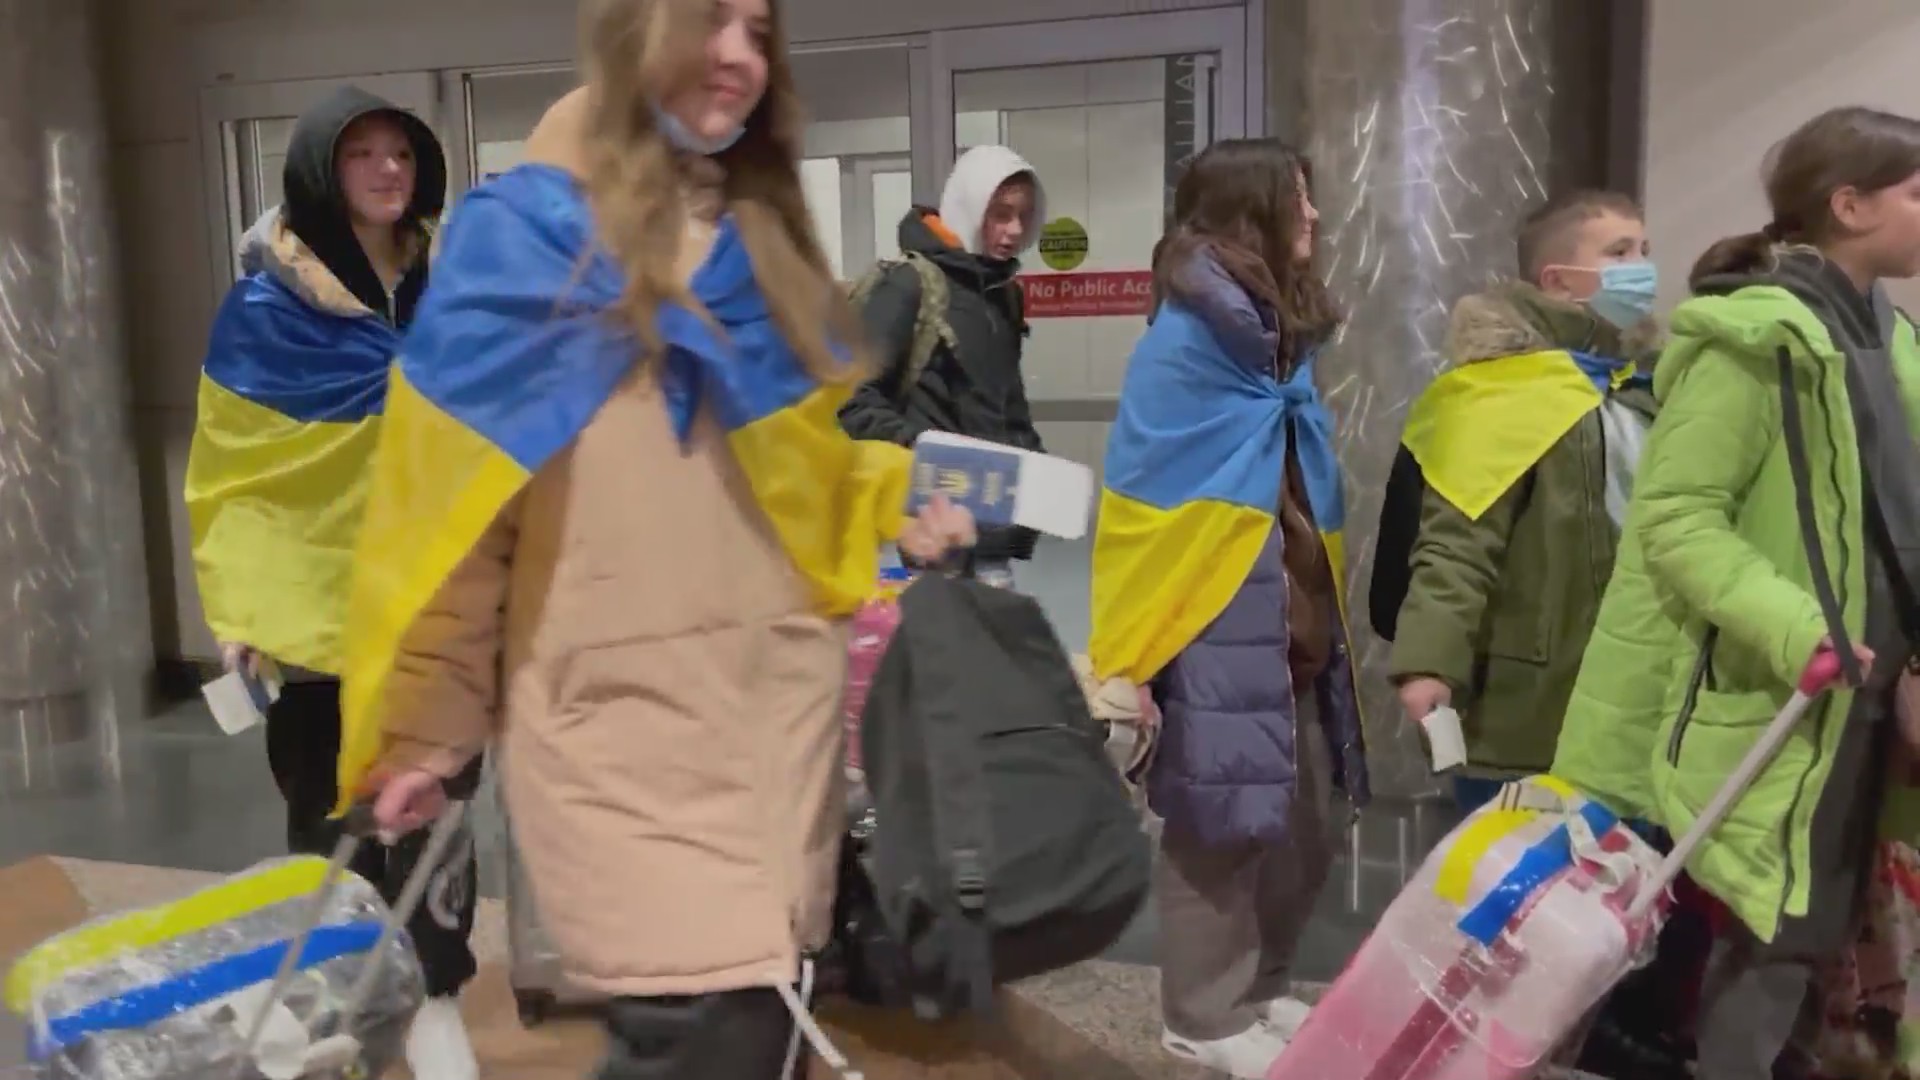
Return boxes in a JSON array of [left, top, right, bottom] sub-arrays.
[[840, 145, 1049, 580], [938, 143, 1046, 260]]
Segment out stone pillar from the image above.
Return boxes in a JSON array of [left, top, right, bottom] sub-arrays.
[[0, 0, 153, 790], [1299, 0, 1556, 797]]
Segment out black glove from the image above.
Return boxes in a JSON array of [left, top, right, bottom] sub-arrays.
[[1005, 525, 1039, 561], [973, 524, 1039, 562]]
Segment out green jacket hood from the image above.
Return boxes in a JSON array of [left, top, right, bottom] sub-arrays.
[[1662, 249, 1909, 399], [1444, 280, 1663, 369], [1658, 287, 1841, 399]]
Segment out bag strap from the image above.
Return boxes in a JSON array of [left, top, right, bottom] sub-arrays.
[[1833, 312, 1920, 653], [1776, 343, 1866, 686], [896, 253, 955, 403], [1003, 273, 1027, 336], [1862, 475, 1920, 650], [899, 572, 997, 1016]]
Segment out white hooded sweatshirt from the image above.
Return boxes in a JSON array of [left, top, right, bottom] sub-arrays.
[[936, 145, 1048, 256]]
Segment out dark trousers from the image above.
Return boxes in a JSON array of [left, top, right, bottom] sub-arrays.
[[599, 990, 802, 1079], [1451, 775, 1507, 815], [1694, 696, 1889, 1080], [263, 678, 481, 999]]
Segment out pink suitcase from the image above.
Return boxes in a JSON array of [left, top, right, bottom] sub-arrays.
[[1271, 650, 1846, 1080], [842, 567, 913, 776]]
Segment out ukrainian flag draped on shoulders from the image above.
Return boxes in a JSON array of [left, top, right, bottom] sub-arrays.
[[185, 217, 396, 674], [337, 163, 909, 809], [1089, 296, 1347, 685], [1403, 348, 1649, 523]]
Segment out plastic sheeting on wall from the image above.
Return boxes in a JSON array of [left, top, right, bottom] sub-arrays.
[[0, 0, 153, 788], [1301, 0, 1555, 798]]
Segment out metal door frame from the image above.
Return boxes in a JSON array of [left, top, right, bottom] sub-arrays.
[[925, 7, 1254, 420], [925, 7, 1254, 192]]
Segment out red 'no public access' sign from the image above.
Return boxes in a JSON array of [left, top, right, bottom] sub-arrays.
[[1017, 270, 1154, 318]]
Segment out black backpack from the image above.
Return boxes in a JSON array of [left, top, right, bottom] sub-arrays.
[[1369, 446, 1430, 642], [852, 571, 1150, 1018], [1369, 445, 1536, 641]]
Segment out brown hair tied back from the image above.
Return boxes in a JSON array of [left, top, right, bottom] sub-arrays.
[[1688, 106, 1920, 289]]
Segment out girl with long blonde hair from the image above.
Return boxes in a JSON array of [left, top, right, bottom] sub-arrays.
[[344, 0, 973, 1074]]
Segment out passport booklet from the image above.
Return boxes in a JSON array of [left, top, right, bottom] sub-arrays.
[[907, 431, 1094, 540]]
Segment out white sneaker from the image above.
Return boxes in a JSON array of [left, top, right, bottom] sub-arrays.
[[1258, 995, 1314, 1039], [1161, 1024, 1290, 1079], [405, 996, 479, 1080]]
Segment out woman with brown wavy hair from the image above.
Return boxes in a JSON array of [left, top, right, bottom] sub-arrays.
[[1089, 138, 1366, 1076], [344, 0, 974, 1075]]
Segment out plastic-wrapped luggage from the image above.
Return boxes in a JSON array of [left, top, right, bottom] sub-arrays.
[[4, 857, 423, 1080], [1271, 776, 1667, 1079], [1271, 651, 1845, 1080]]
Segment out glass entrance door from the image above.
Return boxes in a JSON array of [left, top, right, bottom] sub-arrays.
[[197, 73, 440, 304], [929, 9, 1250, 483], [928, 9, 1253, 645]]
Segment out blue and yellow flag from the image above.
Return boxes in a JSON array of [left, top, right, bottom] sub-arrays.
[[336, 164, 909, 809], [1403, 349, 1646, 521], [1089, 303, 1346, 685], [184, 263, 396, 674]]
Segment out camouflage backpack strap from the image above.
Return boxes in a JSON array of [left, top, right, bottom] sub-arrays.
[[848, 253, 958, 403], [895, 253, 959, 400]]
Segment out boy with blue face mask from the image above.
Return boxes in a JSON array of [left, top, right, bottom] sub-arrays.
[[1371, 189, 1662, 812]]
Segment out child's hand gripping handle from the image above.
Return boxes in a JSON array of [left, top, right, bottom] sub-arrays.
[[338, 797, 382, 840], [233, 793, 464, 1078], [230, 796, 383, 1079], [1797, 648, 1848, 696], [1628, 647, 1848, 922]]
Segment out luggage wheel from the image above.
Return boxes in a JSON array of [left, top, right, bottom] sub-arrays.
[[514, 987, 556, 1028]]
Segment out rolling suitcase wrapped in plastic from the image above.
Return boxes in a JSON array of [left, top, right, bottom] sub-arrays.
[[4, 807, 468, 1080], [1271, 650, 1847, 1080]]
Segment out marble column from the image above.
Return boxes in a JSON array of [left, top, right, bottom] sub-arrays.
[[1300, 0, 1556, 797], [0, 0, 153, 789]]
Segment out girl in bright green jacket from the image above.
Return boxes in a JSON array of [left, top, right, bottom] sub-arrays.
[[1553, 106, 1920, 1080]]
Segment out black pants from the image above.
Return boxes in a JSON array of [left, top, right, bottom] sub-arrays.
[[599, 991, 802, 1079], [263, 679, 481, 999]]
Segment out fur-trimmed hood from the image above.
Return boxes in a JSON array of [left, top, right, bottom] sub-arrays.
[[237, 208, 429, 321], [237, 209, 372, 318], [1444, 280, 1662, 369]]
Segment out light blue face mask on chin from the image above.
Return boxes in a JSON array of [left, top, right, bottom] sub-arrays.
[[652, 104, 745, 157], [1585, 260, 1658, 330]]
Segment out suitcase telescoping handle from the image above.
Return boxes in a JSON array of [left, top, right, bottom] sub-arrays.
[[1625, 648, 1848, 923], [229, 796, 471, 1080]]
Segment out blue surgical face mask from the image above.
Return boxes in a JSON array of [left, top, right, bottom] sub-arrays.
[[1586, 260, 1658, 329], [652, 104, 745, 157]]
